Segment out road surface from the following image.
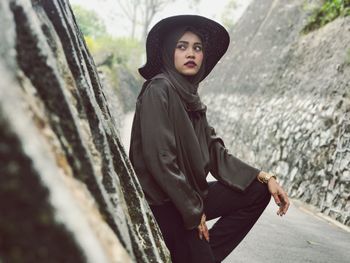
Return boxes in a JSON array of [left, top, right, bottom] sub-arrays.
[[216, 199, 349, 263]]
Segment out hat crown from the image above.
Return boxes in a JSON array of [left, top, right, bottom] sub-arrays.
[[139, 15, 230, 81]]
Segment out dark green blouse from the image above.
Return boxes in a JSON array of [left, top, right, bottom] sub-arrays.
[[129, 77, 260, 229]]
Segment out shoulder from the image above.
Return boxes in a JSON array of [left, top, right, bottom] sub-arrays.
[[148, 77, 171, 92], [142, 77, 173, 100], [138, 78, 173, 110]]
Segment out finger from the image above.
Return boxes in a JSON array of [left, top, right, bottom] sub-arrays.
[[272, 193, 281, 206], [277, 206, 284, 216], [276, 192, 290, 216], [283, 200, 290, 214], [274, 193, 285, 216], [198, 226, 203, 240], [203, 223, 210, 242], [281, 194, 290, 214], [201, 214, 206, 225]]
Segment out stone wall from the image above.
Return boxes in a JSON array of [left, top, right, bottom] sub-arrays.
[[0, 0, 170, 262], [201, 0, 350, 226]]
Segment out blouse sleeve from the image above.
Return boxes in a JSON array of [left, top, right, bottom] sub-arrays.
[[206, 121, 260, 192], [139, 79, 203, 229]]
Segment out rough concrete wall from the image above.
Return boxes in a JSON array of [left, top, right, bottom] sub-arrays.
[[0, 0, 170, 262], [201, 0, 350, 226]]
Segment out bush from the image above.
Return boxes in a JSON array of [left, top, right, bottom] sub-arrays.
[[71, 4, 107, 39], [303, 0, 350, 33], [71, 4, 142, 114], [85, 36, 143, 71], [72, 4, 143, 71]]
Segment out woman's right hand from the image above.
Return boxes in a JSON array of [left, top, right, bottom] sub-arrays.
[[198, 213, 209, 242]]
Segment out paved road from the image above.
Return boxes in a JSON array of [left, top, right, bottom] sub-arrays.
[[121, 112, 350, 263], [213, 199, 350, 263]]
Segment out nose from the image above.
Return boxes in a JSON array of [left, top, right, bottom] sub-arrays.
[[186, 48, 195, 58]]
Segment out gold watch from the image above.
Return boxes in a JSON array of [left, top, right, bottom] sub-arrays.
[[258, 172, 277, 184]]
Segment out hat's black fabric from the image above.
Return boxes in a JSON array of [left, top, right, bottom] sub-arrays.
[[138, 15, 230, 81]]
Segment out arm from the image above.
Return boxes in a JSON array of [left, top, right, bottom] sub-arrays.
[[206, 124, 260, 191], [258, 171, 290, 216], [206, 120, 290, 215], [140, 80, 203, 229]]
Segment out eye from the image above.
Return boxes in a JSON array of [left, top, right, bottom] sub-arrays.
[[194, 45, 202, 52], [176, 44, 186, 50]]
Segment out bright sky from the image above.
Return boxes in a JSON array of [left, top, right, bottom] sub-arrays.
[[68, 0, 252, 37]]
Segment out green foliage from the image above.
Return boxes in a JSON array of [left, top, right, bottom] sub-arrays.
[[71, 4, 107, 39], [71, 4, 143, 71], [85, 36, 143, 71], [303, 0, 350, 33], [71, 4, 142, 112]]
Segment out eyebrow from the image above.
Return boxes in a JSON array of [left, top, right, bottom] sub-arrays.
[[177, 40, 202, 45]]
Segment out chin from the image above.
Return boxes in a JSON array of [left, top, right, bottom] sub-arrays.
[[181, 70, 199, 76]]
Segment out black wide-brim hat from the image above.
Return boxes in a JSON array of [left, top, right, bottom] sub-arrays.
[[138, 15, 230, 81]]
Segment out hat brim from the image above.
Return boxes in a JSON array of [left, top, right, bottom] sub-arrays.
[[139, 15, 230, 81]]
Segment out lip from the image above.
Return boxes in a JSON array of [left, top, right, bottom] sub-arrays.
[[184, 61, 197, 68]]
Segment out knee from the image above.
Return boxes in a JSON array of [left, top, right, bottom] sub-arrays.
[[249, 180, 271, 206]]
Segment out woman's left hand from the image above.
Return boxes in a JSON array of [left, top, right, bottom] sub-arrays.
[[267, 177, 290, 216], [198, 214, 209, 241]]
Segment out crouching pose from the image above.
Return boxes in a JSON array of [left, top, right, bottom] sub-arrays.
[[129, 15, 289, 263]]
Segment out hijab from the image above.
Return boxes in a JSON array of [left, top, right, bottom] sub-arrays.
[[160, 26, 207, 113], [149, 27, 211, 199]]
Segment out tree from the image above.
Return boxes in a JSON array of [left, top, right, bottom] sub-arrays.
[[71, 4, 107, 39], [117, 0, 172, 40], [116, 0, 202, 41], [141, 0, 171, 41], [116, 0, 141, 39], [71, 4, 143, 70]]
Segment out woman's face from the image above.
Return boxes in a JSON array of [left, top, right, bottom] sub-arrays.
[[174, 31, 203, 76]]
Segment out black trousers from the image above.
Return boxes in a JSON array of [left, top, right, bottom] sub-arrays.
[[150, 180, 271, 263]]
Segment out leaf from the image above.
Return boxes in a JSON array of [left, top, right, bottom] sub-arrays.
[[306, 240, 321, 245]]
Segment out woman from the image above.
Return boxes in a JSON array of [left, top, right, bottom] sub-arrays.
[[129, 15, 289, 263]]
